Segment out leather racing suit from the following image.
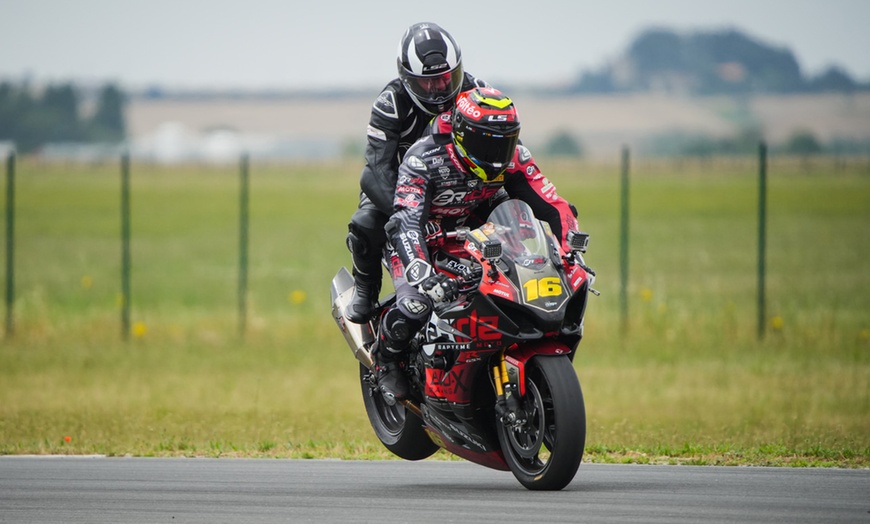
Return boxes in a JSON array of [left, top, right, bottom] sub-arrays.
[[345, 74, 487, 322]]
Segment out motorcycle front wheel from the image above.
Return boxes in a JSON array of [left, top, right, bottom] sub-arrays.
[[359, 363, 439, 461], [496, 355, 586, 490]]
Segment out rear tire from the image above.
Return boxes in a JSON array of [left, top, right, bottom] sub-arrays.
[[496, 355, 586, 490], [360, 363, 439, 460]]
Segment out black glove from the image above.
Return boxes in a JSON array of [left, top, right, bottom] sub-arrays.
[[418, 273, 459, 304]]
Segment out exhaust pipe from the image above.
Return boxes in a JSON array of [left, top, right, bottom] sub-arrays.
[[331, 267, 424, 416], [330, 267, 374, 369]]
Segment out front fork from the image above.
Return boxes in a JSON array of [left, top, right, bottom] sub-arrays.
[[493, 349, 526, 428]]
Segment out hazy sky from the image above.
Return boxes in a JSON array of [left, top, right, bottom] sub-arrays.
[[1, 0, 868, 91]]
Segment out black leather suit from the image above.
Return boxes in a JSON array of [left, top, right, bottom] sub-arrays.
[[347, 74, 488, 280]]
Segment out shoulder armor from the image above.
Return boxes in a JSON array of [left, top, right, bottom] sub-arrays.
[[373, 88, 399, 119]]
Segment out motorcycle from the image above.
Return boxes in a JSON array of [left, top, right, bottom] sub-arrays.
[[330, 199, 595, 490]]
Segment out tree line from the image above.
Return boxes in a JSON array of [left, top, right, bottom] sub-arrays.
[[0, 81, 126, 154], [570, 28, 868, 95]]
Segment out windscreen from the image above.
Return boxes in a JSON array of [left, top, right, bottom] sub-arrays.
[[484, 200, 550, 265]]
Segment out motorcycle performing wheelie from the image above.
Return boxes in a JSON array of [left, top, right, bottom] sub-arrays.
[[331, 199, 595, 490]]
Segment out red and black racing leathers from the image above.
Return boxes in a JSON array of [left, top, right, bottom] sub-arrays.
[[380, 113, 579, 346]]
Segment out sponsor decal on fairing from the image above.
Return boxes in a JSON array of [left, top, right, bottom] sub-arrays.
[[445, 259, 471, 274], [455, 313, 502, 341]]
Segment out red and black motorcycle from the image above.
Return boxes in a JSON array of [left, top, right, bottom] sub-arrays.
[[331, 200, 595, 490]]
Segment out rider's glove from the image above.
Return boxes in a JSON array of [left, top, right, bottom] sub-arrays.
[[418, 273, 459, 304]]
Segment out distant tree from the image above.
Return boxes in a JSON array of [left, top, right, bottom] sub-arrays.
[[569, 27, 832, 95], [0, 83, 17, 142], [543, 130, 584, 157], [87, 84, 126, 142], [42, 83, 83, 141], [690, 30, 803, 93], [570, 69, 614, 94], [783, 130, 823, 156], [809, 67, 857, 93], [680, 135, 717, 157], [828, 137, 870, 155], [0, 81, 128, 153], [647, 127, 763, 157], [628, 29, 686, 76], [0, 84, 44, 152]]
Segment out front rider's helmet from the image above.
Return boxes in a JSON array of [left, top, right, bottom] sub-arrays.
[[452, 87, 521, 182], [397, 22, 464, 115]]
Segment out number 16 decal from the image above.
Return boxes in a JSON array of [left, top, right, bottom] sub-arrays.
[[522, 277, 563, 301]]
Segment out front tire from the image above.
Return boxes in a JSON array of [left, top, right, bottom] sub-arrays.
[[496, 355, 586, 490], [360, 363, 439, 460]]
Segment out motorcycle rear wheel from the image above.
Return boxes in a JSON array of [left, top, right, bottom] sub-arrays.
[[496, 355, 586, 490], [360, 363, 439, 461]]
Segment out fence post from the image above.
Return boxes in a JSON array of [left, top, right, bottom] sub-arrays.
[[5, 152, 14, 338], [757, 142, 767, 339], [619, 146, 630, 335], [120, 152, 131, 340], [238, 153, 250, 337]]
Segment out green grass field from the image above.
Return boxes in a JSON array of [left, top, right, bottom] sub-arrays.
[[1, 156, 868, 467]]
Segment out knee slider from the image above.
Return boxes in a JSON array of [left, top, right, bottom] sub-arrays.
[[348, 210, 388, 258], [346, 226, 369, 257]]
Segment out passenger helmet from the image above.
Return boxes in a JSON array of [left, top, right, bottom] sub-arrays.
[[397, 22, 464, 115], [452, 87, 521, 181]]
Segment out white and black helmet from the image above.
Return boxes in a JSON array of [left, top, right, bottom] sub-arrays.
[[397, 22, 464, 115]]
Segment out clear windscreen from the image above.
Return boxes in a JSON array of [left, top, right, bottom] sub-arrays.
[[484, 200, 550, 263]]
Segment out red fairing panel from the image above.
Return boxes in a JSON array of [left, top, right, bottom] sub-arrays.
[[505, 339, 573, 396], [564, 263, 589, 292]]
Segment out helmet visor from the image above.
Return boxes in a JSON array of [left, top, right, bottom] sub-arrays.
[[458, 126, 520, 178], [403, 67, 464, 108]]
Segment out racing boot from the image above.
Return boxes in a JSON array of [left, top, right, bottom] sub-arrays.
[[346, 268, 381, 324], [374, 310, 412, 403], [374, 345, 409, 404]]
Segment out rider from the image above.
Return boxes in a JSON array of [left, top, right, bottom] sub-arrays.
[[345, 22, 488, 324], [375, 87, 580, 400]]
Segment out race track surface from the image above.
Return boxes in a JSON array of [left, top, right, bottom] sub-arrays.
[[1, 457, 867, 523]]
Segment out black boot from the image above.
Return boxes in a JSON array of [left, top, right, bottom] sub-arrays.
[[346, 269, 381, 324], [374, 345, 409, 404]]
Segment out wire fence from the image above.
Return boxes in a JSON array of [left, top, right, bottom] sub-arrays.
[[3, 150, 869, 342]]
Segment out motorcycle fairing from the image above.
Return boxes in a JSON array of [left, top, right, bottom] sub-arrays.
[[504, 339, 573, 396], [422, 422, 510, 471]]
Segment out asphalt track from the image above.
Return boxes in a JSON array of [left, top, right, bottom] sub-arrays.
[[0, 457, 867, 523]]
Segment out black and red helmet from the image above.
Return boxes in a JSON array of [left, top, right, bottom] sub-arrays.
[[452, 87, 521, 181], [397, 22, 464, 115]]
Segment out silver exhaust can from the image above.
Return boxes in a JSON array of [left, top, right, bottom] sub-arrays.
[[330, 267, 375, 369]]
